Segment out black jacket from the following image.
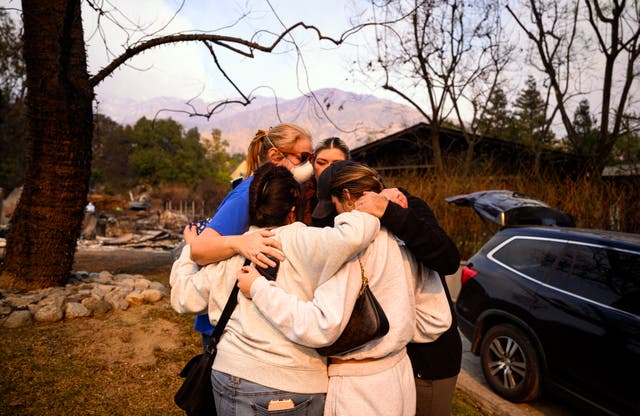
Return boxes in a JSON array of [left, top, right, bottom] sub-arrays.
[[380, 189, 462, 380]]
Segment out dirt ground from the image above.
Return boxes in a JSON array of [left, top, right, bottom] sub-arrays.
[[71, 247, 181, 367], [2, 244, 179, 367], [72, 246, 175, 275], [0, 246, 200, 415], [0, 245, 175, 276]]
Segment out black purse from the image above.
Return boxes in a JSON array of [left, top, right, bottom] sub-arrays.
[[174, 259, 249, 415], [317, 257, 390, 357]]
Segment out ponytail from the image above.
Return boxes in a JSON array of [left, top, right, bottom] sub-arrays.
[[244, 123, 312, 176], [246, 130, 270, 176]]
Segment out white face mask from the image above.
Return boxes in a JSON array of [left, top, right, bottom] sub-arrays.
[[290, 160, 314, 184]]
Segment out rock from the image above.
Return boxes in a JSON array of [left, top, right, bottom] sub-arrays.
[[118, 278, 136, 289], [142, 289, 164, 303], [81, 297, 112, 315], [134, 278, 151, 290], [125, 290, 145, 306], [95, 271, 114, 283], [2, 310, 33, 328], [97, 284, 116, 293], [0, 270, 168, 325], [38, 294, 65, 308], [149, 281, 167, 293], [0, 304, 12, 316], [34, 304, 64, 323], [4, 293, 45, 308], [65, 302, 91, 319], [104, 288, 131, 311], [90, 286, 108, 300], [113, 273, 137, 281]]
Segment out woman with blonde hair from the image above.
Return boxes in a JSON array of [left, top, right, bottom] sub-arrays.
[[238, 160, 453, 416], [189, 123, 314, 265]]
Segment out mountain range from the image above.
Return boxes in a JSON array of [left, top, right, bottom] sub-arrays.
[[94, 88, 424, 154]]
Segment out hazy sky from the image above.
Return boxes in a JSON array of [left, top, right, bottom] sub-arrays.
[[85, 0, 391, 103]]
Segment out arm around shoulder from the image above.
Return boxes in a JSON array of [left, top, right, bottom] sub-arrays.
[[283, 211, 380, 281], [188, 227, 238, 266]]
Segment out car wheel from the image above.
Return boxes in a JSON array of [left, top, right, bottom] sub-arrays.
[[480, 323, 540, 402]]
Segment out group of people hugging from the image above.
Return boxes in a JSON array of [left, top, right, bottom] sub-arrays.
[[170, 123, 462, 416]]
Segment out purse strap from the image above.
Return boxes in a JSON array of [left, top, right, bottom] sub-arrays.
[[205, 258, 251, 352], [357, 257, 368, 296]]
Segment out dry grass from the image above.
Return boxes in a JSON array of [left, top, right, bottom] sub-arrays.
[[385, 162, 639, 259], [0, 300, 199, 416]]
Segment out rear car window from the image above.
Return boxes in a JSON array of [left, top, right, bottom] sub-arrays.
[[491, 238, 566, 284], [562, 245, 640, 315]]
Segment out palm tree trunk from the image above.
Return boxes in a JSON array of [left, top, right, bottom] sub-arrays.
[[0, 0, 93, 289]]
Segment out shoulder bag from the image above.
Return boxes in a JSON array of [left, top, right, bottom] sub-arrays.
[[317, 257, 390, 357]]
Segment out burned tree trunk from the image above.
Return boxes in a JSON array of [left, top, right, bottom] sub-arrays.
[[0, 0, 93, 289]]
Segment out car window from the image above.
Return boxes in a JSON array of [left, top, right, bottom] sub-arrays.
[[492, 237, 640, 316], [491, 238, 568, 286], [548, 243, 640, 315], [607, 250, 640, 315], [555, 244, 618, 305]]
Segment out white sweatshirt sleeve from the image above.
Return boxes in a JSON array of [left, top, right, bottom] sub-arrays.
[[170, 244, 209, 315], [169, 244, 236, 321], [250, 262, 361, 347], [412, 265, 452, 342], [282, 210, 380, 282]]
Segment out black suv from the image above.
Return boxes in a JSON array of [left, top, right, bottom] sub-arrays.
[[450, 191, 640, 416]]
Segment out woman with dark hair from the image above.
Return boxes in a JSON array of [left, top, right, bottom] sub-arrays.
[[313, 137, 350, 180], [184, 123, 314, 349], [171, 163, 381, 415], [238, 161, 453, 416], [299, 136, 351, 225]]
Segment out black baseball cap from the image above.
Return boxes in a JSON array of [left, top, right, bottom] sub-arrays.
[[312, 160, 358, 222]]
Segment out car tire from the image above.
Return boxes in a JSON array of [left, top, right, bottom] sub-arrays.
[[480, 323, 541, 402]]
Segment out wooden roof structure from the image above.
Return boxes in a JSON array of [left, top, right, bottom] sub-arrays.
[[350, 122, 578, 175]]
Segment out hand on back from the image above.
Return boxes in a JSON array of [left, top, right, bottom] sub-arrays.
[[238, 230, 284, 269], [355, 188, 408, 218], [238, 265, 262, 298]]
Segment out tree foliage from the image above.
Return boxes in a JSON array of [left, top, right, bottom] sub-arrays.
[[513, 77, 554, 147], [569, 99, 600, 165], [91, 116, 236, 197], [513, 76, 556, 174], [477, 85, 515, 142], [92, 114, 131, 194], [611, 113, 640, 166]]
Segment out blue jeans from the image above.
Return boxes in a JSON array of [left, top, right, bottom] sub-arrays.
[[211, 370, 325, 415]]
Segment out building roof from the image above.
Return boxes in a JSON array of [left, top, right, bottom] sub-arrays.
[[350, 122, 578, 174]]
